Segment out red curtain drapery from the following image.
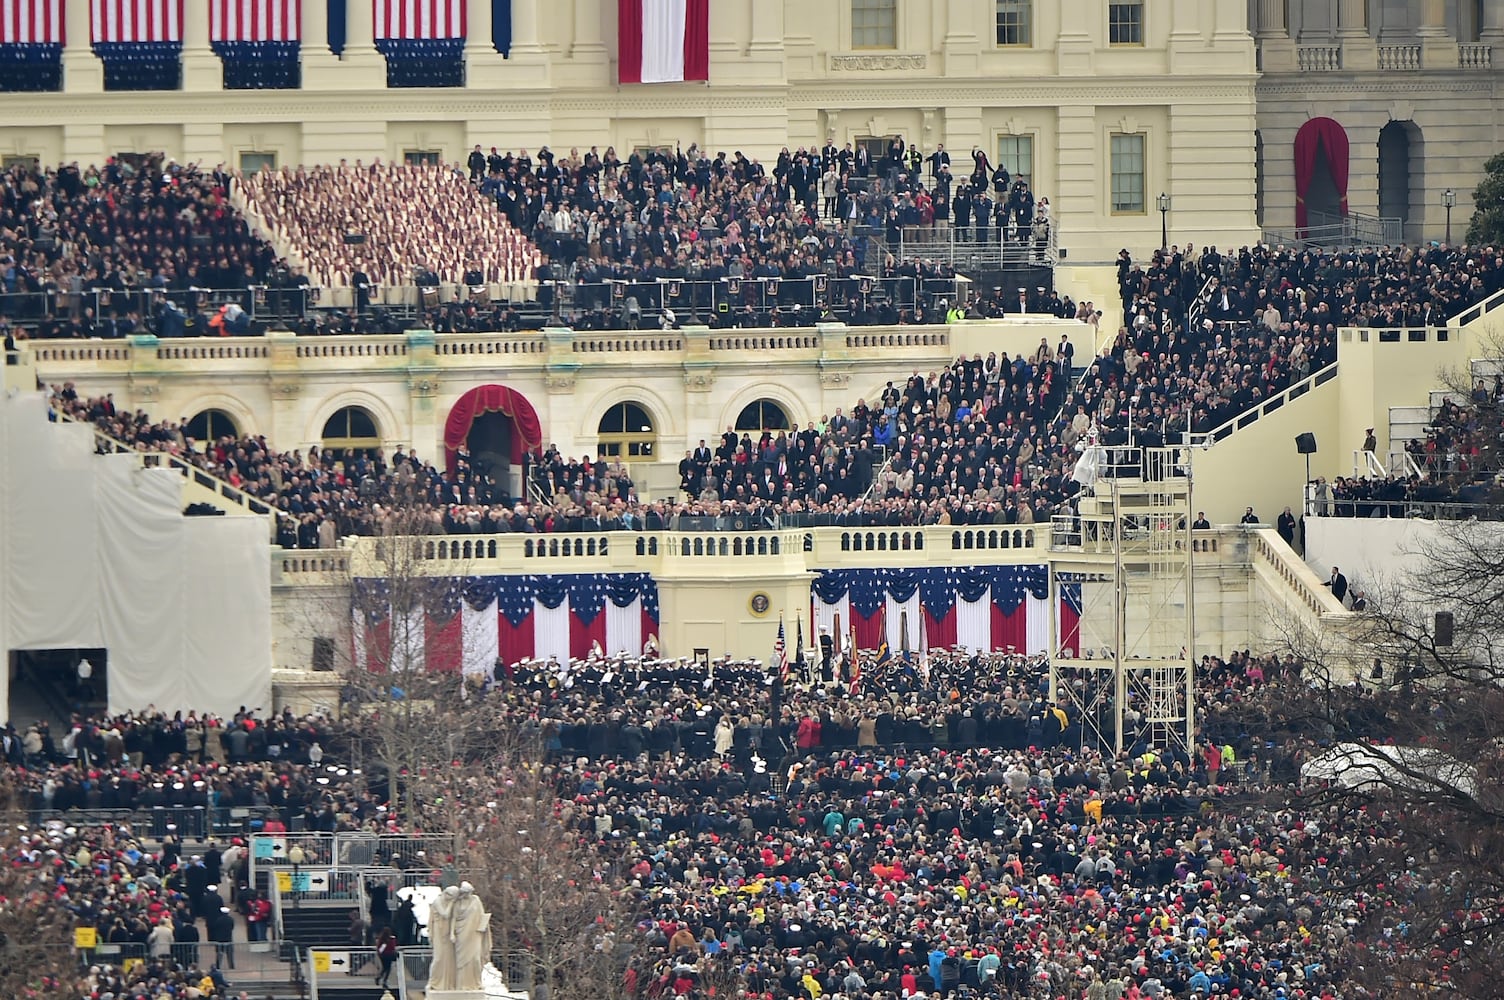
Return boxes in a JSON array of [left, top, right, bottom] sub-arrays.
[[443, 384, 543, 471], [1293, 117, 1350, 230], [682, 0, 709, 81], [617, 0, 643, 83]]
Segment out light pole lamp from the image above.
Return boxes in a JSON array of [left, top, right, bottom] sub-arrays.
[[1442, 188, 1457, 245], [1157, 192, 1171, 251]]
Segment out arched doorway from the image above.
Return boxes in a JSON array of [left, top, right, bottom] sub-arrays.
[[1378, 120, 1424, 240], [322, 406, 381, 462], [597, 402, 656, 459], [444, 385, 544, 500], [1377, 122, 1411, 224], [185, 408, 239, 443], [735, 399, 791, 433], [467, 412, 515, 495], [1294, 118, 1350, 231]]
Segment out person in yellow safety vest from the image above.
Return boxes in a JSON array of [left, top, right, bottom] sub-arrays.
[[946, 302, 966, 324], [1221, 744, 1237, 770]]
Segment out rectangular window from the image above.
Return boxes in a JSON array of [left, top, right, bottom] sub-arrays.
[[404, 150, 442, 166], [239, 151, 277, 173], [996, 135, 1033, 182], [852, 0, 898, 49], [995, 0, 1032, 46], [1109, 1, 1144, 45], [855, 136, 890, 162], [1, 155, 38, 170], [1110, 133, 1146, 214]]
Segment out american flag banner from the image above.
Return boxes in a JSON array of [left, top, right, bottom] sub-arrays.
[[811, 565, 1080, 658], [2, 0, 64, 44], [375, 0, 466, 39], [353, 573, 661, 675], [773, 616, 788, 683], [211, 0, 301, 42], [91, 0, 184, 43]]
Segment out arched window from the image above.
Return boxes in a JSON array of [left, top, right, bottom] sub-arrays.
[[322, 406, 381, 460], [735, 399, 790, 432], [184, 408, 238, 443], [597, 402, 656, 458]]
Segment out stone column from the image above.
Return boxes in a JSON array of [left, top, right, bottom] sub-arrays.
[[511, 0, 542, 54], [1256, 0, 1296, 70], [466, 0, 511, 86], [1055, 0, 1093, 74], [1335, 0, 1369, 36], [1256, 0, 1286, 37], [942, 0, 980, 76], [1418, 0, 1458, 67], [1483, 0, 1504, 61], [180, 0, 222, 91], [63, 0, 104, 93], [340, 0, 387, 86], [570, 0, 607, 57], [1336, 0, 1377, 69], [300, 0, 343, 87]]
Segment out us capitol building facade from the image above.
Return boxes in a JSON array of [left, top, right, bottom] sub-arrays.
[[4, 0, 1499, 261]]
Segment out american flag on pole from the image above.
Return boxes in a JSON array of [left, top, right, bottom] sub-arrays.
[[918, 609, 931, 687], [794, 618, 805, 685], [774, 616, 788, 683], [847, 615, 859, 690]]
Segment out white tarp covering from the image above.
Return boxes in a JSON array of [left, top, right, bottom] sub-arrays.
[[1, 391, 271, 721]]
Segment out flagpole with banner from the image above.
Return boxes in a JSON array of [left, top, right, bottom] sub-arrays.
[[769, 613, 786, 759], [847, 615, 859, 692], [918, 609, 931, 688], [795, 617, 807, 687]]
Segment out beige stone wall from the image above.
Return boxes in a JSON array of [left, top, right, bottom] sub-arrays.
[[26, 318, 1086, 463]]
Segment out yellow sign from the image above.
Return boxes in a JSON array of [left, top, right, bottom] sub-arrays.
[[275, 870, 293, 893], [122, 958, 143, 978], [311, 951, 332, 974], [74, 926, 98, 949]]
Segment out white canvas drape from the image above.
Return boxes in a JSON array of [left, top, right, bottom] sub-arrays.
[[461, 598, 499, 675], [1, 391, 270, 723], [885, 592, 921, 653], [639, 0, 687, 83], [605, 596, 643, 658], [1025, 593, 1050, 657], [956, 587, 992, 653], [533, 597, 571, 663]]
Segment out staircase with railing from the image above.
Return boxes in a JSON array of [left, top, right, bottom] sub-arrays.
[[53, 407, 286, 525], [1262, 210, 1405, 249]]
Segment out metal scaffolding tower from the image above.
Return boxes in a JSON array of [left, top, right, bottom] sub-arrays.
[[1048, 445, 1197, 757]]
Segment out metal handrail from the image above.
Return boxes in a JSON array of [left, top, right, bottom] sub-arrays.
[[895, 221, 1059, 268], [1186, 273, 1217, 333], [1354, 449, 1387, 478], [1186, 362, 1340, 447]]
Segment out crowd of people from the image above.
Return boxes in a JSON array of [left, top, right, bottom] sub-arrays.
[[0, 157, 289, 340], [433, 646, 1425, 1000], [1, 628, 1472, 1000], [0, 700, 377, 1000], [235, 160, 539, 293], [471, 140, 1048, 287]]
